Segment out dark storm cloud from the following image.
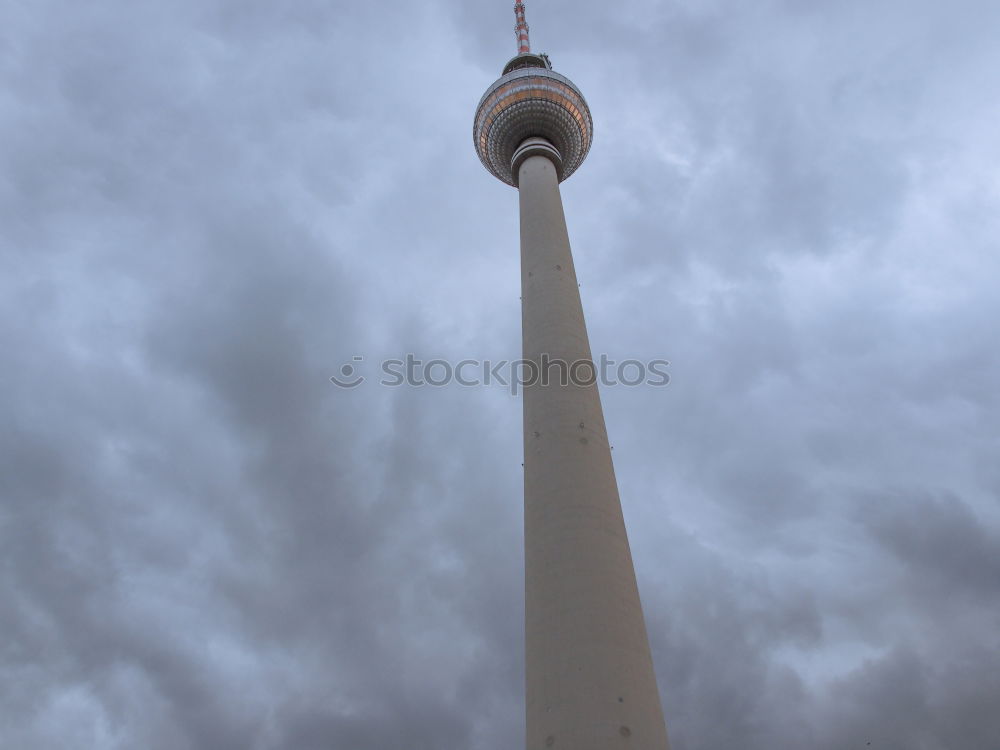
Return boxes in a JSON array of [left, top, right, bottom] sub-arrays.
[[3, 0, 999, 748]]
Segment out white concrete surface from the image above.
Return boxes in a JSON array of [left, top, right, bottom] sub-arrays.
[[519, 150, 671, 750]]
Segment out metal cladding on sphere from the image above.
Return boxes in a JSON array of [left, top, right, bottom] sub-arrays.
[[474, 55, 593, 187]]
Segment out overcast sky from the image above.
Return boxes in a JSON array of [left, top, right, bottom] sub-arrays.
[[3, 1, 999, 748]]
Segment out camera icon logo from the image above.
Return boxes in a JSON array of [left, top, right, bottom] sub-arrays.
[[330, 356, 365, 389]]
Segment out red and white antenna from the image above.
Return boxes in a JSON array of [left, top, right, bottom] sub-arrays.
[[514, 2, 531, 54]]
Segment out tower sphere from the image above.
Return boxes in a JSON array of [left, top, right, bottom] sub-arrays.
[[474, 53, 593, 187]]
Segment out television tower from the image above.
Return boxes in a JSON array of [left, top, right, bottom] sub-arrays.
[[473, 4, 671, 749]]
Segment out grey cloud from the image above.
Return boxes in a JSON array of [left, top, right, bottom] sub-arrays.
[[3, 0, 999, 748]]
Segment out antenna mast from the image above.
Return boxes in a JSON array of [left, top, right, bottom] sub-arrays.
[[514, 2, 530, 54]]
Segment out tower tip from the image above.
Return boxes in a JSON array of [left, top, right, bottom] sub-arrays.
[[514, 1, 530, 54]]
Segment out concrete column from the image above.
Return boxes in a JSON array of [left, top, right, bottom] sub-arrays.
[[519, 147, 670, 750]]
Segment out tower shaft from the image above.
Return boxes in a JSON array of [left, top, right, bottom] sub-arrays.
[[519, 150, 670, 750]]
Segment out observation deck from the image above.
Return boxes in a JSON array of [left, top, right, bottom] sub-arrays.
[[473, 53, 593, 187]]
